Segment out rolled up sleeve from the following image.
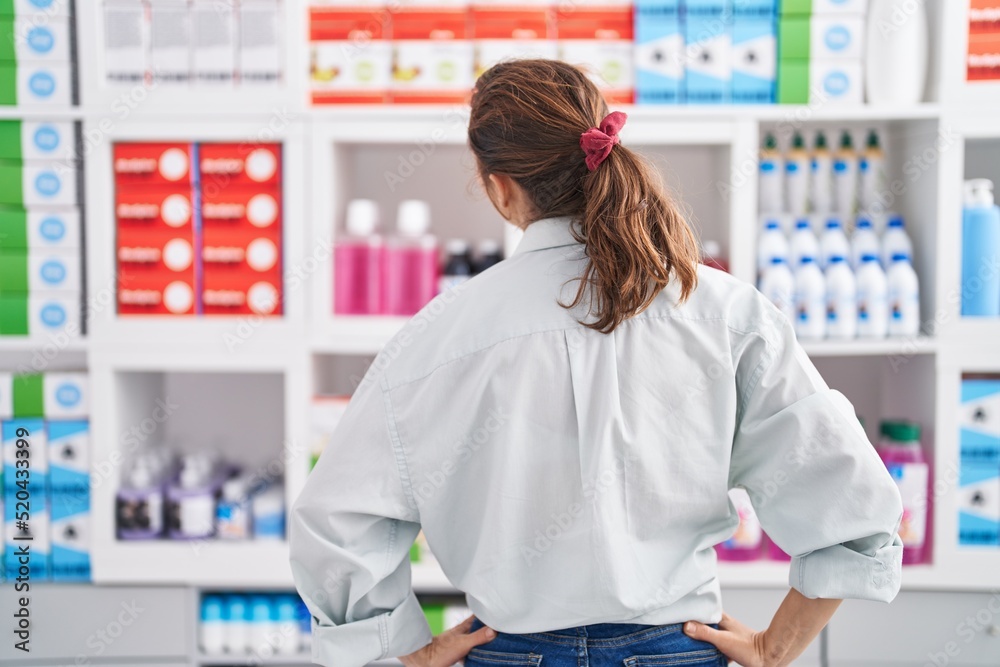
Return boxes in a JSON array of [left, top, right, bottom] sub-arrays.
[[730, 308, 904, 603], [290, 374, 431, 666]]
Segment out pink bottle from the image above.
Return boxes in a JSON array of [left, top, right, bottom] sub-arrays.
[[716, 489, 764, 561], [384, 200, 439, 316], [334, 199, 383, 315], [877, 421, 930, 565]]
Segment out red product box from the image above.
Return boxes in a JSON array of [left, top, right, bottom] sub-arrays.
[[115, 187, 195, 232], [970, 0, 1000, 34], [471, 8, 551, 40], [113, 143, 194, 187], [199, 143, 282, 189], [200, 187, 282, 230], [202, 226, 283, 316], [554, 8, 634, 41], [968, 31, 1000, 81], [117, 227, 198, 316]]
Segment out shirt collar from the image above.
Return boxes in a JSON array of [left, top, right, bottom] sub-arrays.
[[512, 216, 583, 256]]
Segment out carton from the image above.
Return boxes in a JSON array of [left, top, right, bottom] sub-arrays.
[[778, 58, 862, 104], [116, 187, 194, 231], [149, 0, 192, 84], [7, 15, 72, 63], [113, 143, 194, 187], [0, 249, 80, 294], [557, 8, 635, 104], [634, 8, 684, 104], [958, 463, 1000, 547], [683, 1, 732, 104], [968, 31, 1000, 82], [47, 419, 88, 494], [778, 15, 864, 61], [49, 489, 89, 581], [117, 227, 198, 316], [0, 120, 77, 161], [0, 62, 73, 106], [471, 7, 556, 79], [10, 373, 88, 419], [732, 17, 776, 103], [102, 0, 147, 84], [309, 7, 393, 104], [239, 0, 283, 84], [0, 292, 81, 336], [0, 160, 79, 207], [0, 207, 81, 250], [199, 143, 282, 188], [201, 187, 281, 230], [390, 8, 475, 103], [202, 226, 283, 316], [961, 378, 1000, 466], [2, 418, 47, 494], [192, 0, 236, 85]]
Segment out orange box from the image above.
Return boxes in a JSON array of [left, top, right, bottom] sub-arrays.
[[555, 8, 635, 104], [471, 8, 551, 39], [200, 187, 282, 230], [310, 8, 393, 105], [113, 143, 195, 187], [117, 227, 198, 316], [968, 31, 1000, 81], [390, 9, 474, 104], [199, 143, 282, 189], [115, 187, 195, 232], [202, 225, 283, 316], [970, 1, 1000, 34]]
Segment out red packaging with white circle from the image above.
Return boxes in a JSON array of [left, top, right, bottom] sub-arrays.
[[201, 226, 283, 316], [113, 143, 195, 187], [199, 143, 282, 189], [200, 187, 282, 230], [115, 187, 195, 231], [117, 227, 198, 316]]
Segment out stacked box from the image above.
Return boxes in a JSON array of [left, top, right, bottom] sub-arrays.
[[309, 3, 394, 104], [732, 0, 776, 104], [0, 0, 76, 106], [0, 120, 82, 338], [634, 0, 683, 104], [968, 0, 1000, 82], [683, 0, 732, 104], [472, 2, 557, 80], [48, 419, 89, 581], [391, 0, 475, 104], [557, 0, 635, 104], [776, 0, 866, 105], [959, 378, 1000, 548]]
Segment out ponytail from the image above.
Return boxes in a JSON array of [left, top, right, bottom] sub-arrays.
[[468, 59, 700, 334]]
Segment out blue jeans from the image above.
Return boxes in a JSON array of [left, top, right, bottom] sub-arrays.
[[466, 619, 728, 666]]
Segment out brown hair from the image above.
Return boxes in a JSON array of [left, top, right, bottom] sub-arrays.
[[468, 59, 699, 334]]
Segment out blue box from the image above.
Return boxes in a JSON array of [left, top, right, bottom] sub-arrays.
[[47, 419, 88, 495], [636, 15, 685, 104], [732, 0, 777, 18], [50, 490, 90, 582], [683, 0, 729, 14], [732, 17, 776, 103], [4, 487, 49, 581], [683, 7, 733, 103], [2, 419, 47, 496], [958, 464, 1000, 547], [961, 379, 1000, 466]]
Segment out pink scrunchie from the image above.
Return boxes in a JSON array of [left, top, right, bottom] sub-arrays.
[[580, 111, 628, 171]]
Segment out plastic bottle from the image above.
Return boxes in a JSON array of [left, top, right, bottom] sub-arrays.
[[217, 475, 251, 540], [200, 595, 226, 654], [248, 595, 275, 656], [333, 199, 383, 315], [757, 220, 789, 273], [224, 595, 250, 654], [825, 255, 857, 339], [758, 257, 795, 323], [794, 256, 826, 339], [384, 200, 438, 315], [252, 484, 286, 540], [851, 217, 881, 269], [819, 218, 851, 269], [887, 253, 921, 337], [856, 254, 889, 338], [116, 457, 166, 540], [961, 179, 1000, 317], [865, 0, 928, 106], [877, 421, 930, 564], [881, 215, 914, 269], [274, 595, 301, 656], [789, 219, 820, 268], [811, 131, 833, 214], [716, 488, 763, 561], [166, 454, 227, 540], [473, 239, 504, 274], [785, 132, 810, 216], [759, 133, 784, 214], [859, 130, 886, 213], [701, 240, 729, 273], [439, 239, 474, 294], [833, 131, 857, 217]]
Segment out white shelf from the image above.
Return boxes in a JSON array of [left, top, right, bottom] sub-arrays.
[[312, 317, 408, 355], [199, 653, 313, 666], [799, 337, 937, 357], [0, 107, 83, 120], [0, 337, 88, 353]]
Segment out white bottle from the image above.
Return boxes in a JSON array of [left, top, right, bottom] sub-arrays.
[[794, 256, 826, 339], [758, 257, 796, 323], [865, 0, 928, 106], [887, 254, 921, 337], [785, 132, 810, 217], [859, 130, 886, 213], [811, 131, 833, 214], [757, 220, 790, 273], [200, 595, 226, 655], [851, 217, 881, 269], [790, 219, 820, 268], [760, 133, 784, 214], [224, 595, 250, 655], [249, 596, 275, 656], [825, 255, 857, 339], [881, 215, 914, 268], [833, 131, 857, 217], [819, 218, 851, 269], [856, 254, 889, 338]]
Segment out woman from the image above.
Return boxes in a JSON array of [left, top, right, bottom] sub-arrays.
[[290, 60, 903, 667]]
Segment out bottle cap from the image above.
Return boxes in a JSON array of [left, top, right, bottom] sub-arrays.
[[880, 420, 921, 443], [856, 217, 873, 229], [201, 596, 224, 621], [477, 238, 501, 255], [250, 596, 273, 622], [891, 252, 910, 263], [866, 129, 880, 149], [887, 215, 905, 228], [222, 476, 247, 502], [815, 131, 828, 150], [770, 256, 786, 265], [840, 130, 853, 149], [826, 218, 842, 229], [764, 133, 778, 150], [795, 219, 811, 229], [397, 200, 431, 237], [792, 132, 805, 149], [964, 179, 996, 207], [860, 253, 879, 263], [129, 461, 154, 489], [345, 199, 379, 236], [445, 239, 469, 255]]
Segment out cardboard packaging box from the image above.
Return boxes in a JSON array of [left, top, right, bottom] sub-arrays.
[[10, 373, 88, 419], [961, 378, 1000, 466], [683, 0, 732, 104], [635, 4, 684, 104], [310, 8, 393, 104], [732, 17, 776, 103], [958, 463, 1000, 547], [117, 227, 198, 316], [199, 143, 282, 188], [0, 207, 81, 251], [113, 143, 195, 188], [0, 293, 81, 337], [557, 8, 635, 104], [50, 488, 90, 581], [472, 7, 557, 79], [0, 160, 79, 207], [391, 8, 475, 103]]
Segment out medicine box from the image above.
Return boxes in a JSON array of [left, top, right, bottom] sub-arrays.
[[0, 160, 79, 207], [0, 293, 81, 336], [0, 62, 72, 106], [0, 120, 77, 162], [961, 378, 1000, 466], [47, 419, 88, 494], [778, 15, 865, 61], [113, 143, 195, 188], [4, 487, 49, 580], [732, 17, 776, 103], [0, 207, 81, 251], [684, 7, 732, 104], [0, 249, 81, 294], [50, 489, 90, 581], [557, 9, 635, 104], [778, 0, 868, 14], [958, 463, 1000, 547], [116, 187, 195, 232], [778, 58, 862, 105], [391, 10, 475, 104], [10, 373, 88, 419], [199, 143, 282, 188], [2, 418, 47, 495], [635, 12, 684, 104], [309, 8, 392, 104]]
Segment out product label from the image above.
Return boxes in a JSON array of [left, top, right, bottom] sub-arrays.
[[116, 188, 194, 230], [888, 462, 928, 548]]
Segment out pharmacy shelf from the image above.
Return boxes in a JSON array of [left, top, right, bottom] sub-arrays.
[[198, 654, 314, 666], [0, 107, 83, 120], [312, 317, 409, 355], [799, 337, 937, 357], [0, 337, 88, 353]]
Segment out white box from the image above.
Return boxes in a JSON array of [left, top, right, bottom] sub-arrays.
[[310, 41, 393, 93], [26, 208, 81, 250], [29, 293, 81, 338], [559, 40, 634, 96], [103, 0, 147, 84], [15, 63, 72, 106], [27, 250, 80, 293], [20, 162, 78, 206], [18, 121, 76, 162], [192, 0, 236, 85], [811, 0, 868, 14], [239, 0, 282, 84], [42, 373, 88, 419], [12, 15, 72, 63], [149, 0, 192, 84], [392, 41, 475, 92], [0, 374, 11, 419], [811, 15, 865, 60], [13, 0, 72, 17], [810, 59, 863, 105]]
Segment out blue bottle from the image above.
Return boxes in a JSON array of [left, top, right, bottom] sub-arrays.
[[962, 179, 1000, 317]]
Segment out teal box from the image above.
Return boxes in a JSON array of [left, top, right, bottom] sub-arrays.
[[2, 418, 46, 496], [47, 419, 88, 494], [683, 3, 733, 104], [636, 13, 684, 104], [961, 379, 1000, 466], [958, 463, 1000, 547], [50, 489, 90, 581], [4, 486, 49, 581], [732, 17, 776, 103]]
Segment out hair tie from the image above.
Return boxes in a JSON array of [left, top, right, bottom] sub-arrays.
[[580, 111, 627, 172]]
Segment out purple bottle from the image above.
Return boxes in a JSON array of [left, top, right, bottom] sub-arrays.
[[116, 454, 174, 540], [334, 199, 383, 315], [384, 200, 439, 316], [165, 455, 233, 540]]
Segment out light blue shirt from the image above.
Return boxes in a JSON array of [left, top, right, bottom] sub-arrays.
[[290, 216, 904, 666]]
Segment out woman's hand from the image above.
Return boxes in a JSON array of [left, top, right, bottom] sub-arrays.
[[399, 615, 497, 667], [683, 613, 782, 667]]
